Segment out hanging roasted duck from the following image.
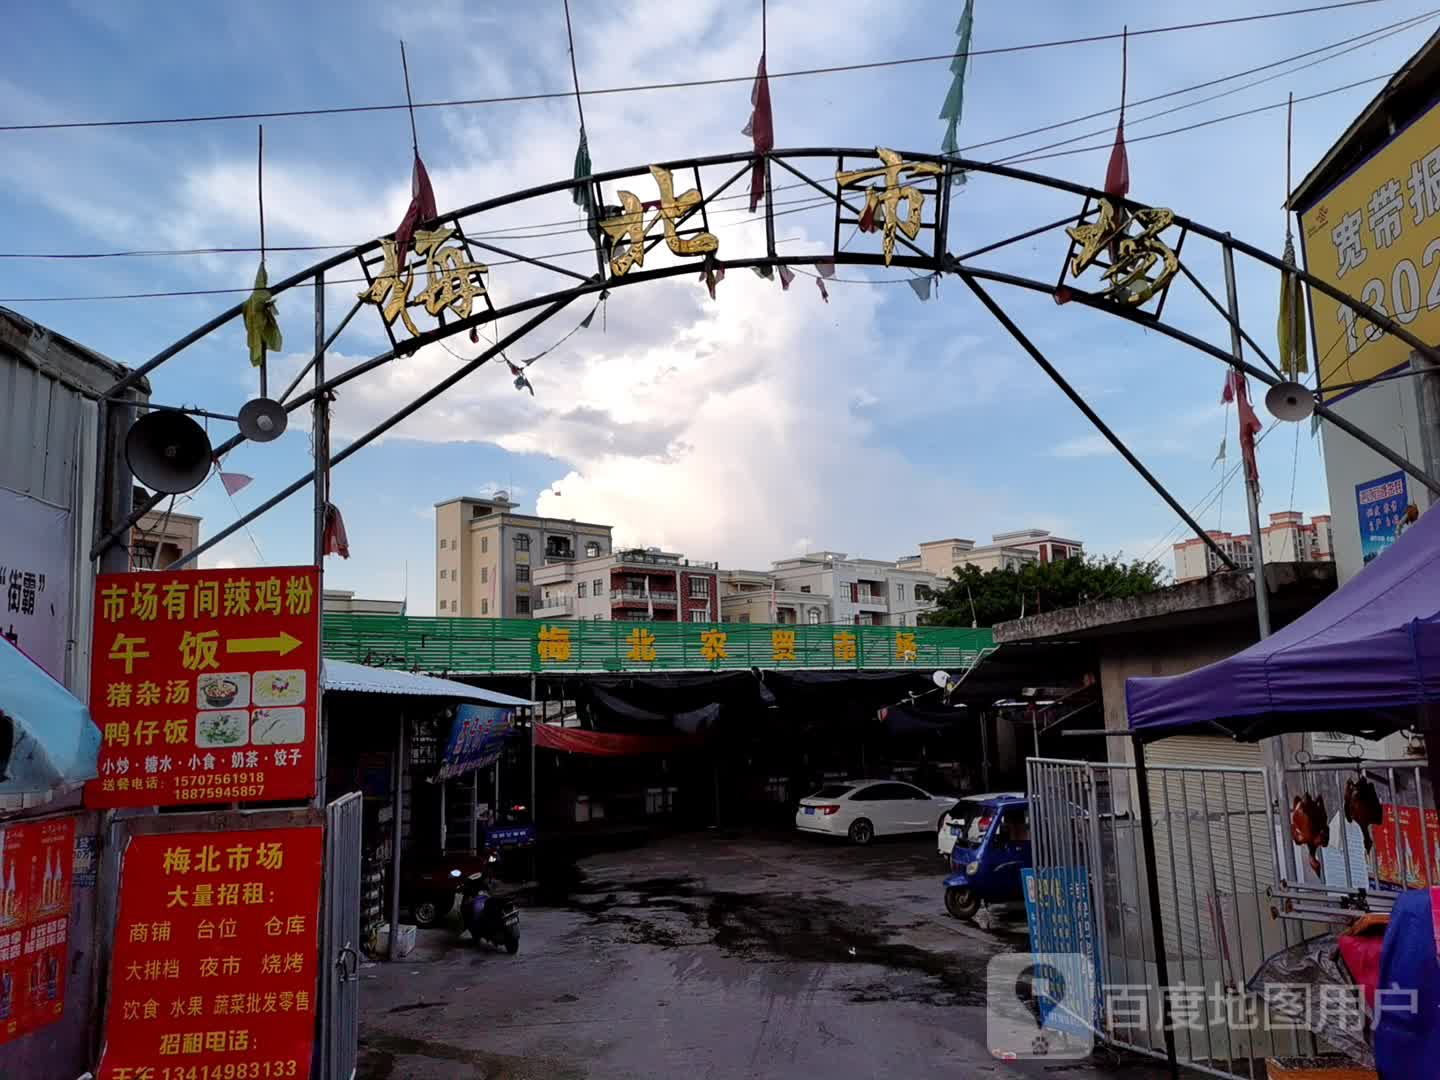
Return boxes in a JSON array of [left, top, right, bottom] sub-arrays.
[[1344, 776, 1384, 853], [1291, 793, 1330, 874]]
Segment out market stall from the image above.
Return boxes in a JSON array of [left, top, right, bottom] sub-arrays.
[[1125, 503, 1440, 1078]]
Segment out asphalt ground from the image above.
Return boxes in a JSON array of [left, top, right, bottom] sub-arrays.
[[356, 828, 1178, 1079]]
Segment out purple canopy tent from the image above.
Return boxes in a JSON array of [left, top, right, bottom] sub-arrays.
[[1118, 506, 1440, 1079], [1127, 499, 1440, 742]]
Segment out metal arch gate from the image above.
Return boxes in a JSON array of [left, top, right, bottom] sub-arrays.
[[1027, 757, 1317, 1080], [317, 792, 362, 1080], [84, 145, 1440, 575]]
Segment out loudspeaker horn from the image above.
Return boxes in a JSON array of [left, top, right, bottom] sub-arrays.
[[1265, 380, 1316, 422], [237, 397, 288, 443], [125, 410, 213, 494]]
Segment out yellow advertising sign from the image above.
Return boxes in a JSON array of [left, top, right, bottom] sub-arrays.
[[1300, 99, 1440, 392]]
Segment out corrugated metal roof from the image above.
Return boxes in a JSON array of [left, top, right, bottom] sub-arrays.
[[320, 659, 533, 705]]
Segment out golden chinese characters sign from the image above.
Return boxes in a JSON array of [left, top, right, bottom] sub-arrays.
[[599, 166, 719, 277], [95, 827, 321, 1080], [1065, 199, 1178, 306], [358, 226, 489, 338], [836, 148, 943, 265], [1300, 99, 1440, 392], [86, 567, 320, 809]]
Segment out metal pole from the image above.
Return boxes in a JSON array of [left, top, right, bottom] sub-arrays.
[[1222, 242, 1272, 639], [469, 769, 479, 854], [312, 273, 328, 811], [388, 713, 405, 961], [440, 779, 447, 854], [1131, 735, 1180, 1078], [530, 674, 539, 826], [957, 269, 1240, 571]]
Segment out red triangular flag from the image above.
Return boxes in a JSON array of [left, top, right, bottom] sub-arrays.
[[778, 265, 795, 291], [746, 53, 774, 213], [858, 201, 877, 233], [220, 472, 253, 496], [322, 502, 351, 559], [1104, 119, 1130, 199], [816, 276, 829, 303], [393, 152, 437, 258], [1222, 371, 1263, 492], [1104, 28, 1130, 199]]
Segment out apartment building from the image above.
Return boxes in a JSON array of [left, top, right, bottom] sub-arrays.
[[130, 509, 202, 570], [1173, 512, 1334, 583], [720, 569, 834, 625], [532, 547, 720, 622], [435, 493, 613, 617], [322, 589, 407, 615], [767, 552, 943, 627], [899, 528, 1084, 578]]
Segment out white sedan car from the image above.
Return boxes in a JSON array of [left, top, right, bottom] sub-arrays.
[[795, 780, 957, 845]]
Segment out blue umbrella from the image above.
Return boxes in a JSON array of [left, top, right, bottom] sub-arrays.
[[0, 637, 100, 794]]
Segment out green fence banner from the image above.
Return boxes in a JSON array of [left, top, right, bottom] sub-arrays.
[[322, 614, 994, 675]]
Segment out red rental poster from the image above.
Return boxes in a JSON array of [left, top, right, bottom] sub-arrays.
[[85, 567, 320, 808], [96, 826, 323, 1080]]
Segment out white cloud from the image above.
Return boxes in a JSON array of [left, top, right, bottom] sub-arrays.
[[1052, 434, 1115, 458]]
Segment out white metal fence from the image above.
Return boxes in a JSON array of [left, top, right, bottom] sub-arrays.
[[1028, 758, 1317, 1080]]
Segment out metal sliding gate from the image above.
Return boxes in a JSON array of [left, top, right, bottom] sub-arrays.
[[1028, 758, 1314, 1080], [317, 792, 363, 1080]]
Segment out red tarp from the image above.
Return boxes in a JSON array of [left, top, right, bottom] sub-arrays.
[[533, 725, 702, 756]]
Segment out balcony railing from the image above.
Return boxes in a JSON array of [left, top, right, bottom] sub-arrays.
[[855, 592, 888, 607], [543, 549, 575, 562], [612, 589, 678, 604], [534, 595, 575, 615], [615, 550, 719, 570]]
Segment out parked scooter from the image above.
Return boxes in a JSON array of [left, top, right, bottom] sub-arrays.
[[451, 855, 520, 954]]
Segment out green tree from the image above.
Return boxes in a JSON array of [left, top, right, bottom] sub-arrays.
[[920, 553, 1167, 628]]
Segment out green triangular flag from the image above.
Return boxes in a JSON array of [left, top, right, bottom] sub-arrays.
[[573, 129, 595, 217], [939, 0, 976, 175]]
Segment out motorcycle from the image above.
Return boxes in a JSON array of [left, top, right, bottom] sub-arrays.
[[403, 851, 495, 928], [452, 856, 520, 954]]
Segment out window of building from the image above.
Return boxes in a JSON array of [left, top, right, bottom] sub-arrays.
[[480, 566, 488, 584], [848, 583, 859, 603], [738, 614, 751, 624], [800, 585, 811, 593], [481, 536, 489, 554], [439, 599, 447, 610], [578, 582, 588, 598], [585, 541, 601, 558], [516, 565, 530, 582], [516, 596, 530, 615], [593, 578, 603, 595], [896, 583, 905, 602], [808, 609, 821, 624], [689, 577, 710, 598], [690, 610, 708, 623], [514, 533, 530, 551], [481, 599, 489, 615], [898, 614, 906, 626], [440, 538, 447, 549]]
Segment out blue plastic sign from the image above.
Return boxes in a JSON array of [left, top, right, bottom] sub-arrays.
[[1356, 471, 1409, 566], [1021, 867, 1103, 1038], [435, 704, 516, 780]]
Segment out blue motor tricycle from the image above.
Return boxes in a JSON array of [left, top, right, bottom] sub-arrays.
[[942, 793, 1032, 920]]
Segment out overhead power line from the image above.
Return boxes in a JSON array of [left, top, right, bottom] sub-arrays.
[[0, 0, 1385, 134], [1, 8, 1427, 266]]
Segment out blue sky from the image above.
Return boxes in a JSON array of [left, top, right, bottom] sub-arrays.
[[2, 0, 1431, 613]]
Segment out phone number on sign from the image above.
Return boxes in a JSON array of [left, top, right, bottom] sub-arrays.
[[145, 1061, 300, 1080], [173, 784, 267, 802]]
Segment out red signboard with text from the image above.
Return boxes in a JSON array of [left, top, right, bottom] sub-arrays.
[[85, 567, 320, 808], [97, 826, 323, 1080], [0, 816, 76, 1045]]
